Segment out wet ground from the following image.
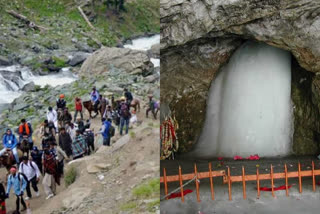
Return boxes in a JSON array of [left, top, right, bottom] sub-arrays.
[[160, 156, 320, 214]]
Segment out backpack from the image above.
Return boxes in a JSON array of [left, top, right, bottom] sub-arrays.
[[109, 125, 115, 137], [120, 103, 130, 118], [21, 161, 36, 172], [10, 172, 28, 183]]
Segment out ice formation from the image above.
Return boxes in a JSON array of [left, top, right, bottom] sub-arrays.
[[192, 41, 293, 158]]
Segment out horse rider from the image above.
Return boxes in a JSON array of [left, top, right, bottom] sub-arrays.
[[18, 119, 33, 149], [0, 129, 20, 165], [56, 94, 66, 110], [123, 88, 133, 106], [146, 95, 157, 119], [90, 87, 100, 115]]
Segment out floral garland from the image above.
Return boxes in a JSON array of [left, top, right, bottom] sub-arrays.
[[160, 116, 179, 160]]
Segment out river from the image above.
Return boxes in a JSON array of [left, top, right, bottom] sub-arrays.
[[0, 34, 160, 110]]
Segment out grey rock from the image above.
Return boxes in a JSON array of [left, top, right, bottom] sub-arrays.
[[22, 82, 36, 92], [80, 47, 153, 76], [68, 52, 90, 66], [13, 103, 30, 111], [0, 55, 11, 66]]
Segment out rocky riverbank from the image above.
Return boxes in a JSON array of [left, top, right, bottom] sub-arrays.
[[0, 0, 159, 74]]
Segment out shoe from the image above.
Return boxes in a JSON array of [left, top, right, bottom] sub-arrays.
[[25, 196, 30, 200], [21, 206, 27, 212], [46, 193, 54, 200], [35, 191, 40, 197]]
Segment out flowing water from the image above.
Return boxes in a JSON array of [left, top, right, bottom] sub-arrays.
[[0, 34, 160, 107], [124, 34, 160, 67], [192, 41, 293, 158]]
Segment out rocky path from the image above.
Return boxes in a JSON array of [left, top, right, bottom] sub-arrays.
[[2, 99, 159, 214]]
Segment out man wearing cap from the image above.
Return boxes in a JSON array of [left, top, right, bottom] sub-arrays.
[[90, 87, 100, 116], [0, 129, 19, 164], [72, 130, 87, 160], [19, 156, 41, 200], [47, 106, 58, 131], [6, 166, 27, 212], [56, 94, 66, 110]]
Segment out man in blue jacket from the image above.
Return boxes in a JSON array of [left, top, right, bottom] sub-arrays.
[[90, 86, 100, 115], [6, 166, 27, 212], [96, 118, 111, 146], [0, 129, 19, 164]]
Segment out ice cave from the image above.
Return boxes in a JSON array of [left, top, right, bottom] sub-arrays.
[[192, 41, 293, 158]]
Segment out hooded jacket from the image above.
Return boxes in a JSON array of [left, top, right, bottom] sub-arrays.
[[2, 130, 18, 149]]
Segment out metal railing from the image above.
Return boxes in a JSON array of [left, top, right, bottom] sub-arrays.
[[160, 161, 319, 202]]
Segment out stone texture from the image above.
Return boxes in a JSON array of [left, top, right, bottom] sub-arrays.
[[80, 47, 153, 76], [161, 0, 320, 154]]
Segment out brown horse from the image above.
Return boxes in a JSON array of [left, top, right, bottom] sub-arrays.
[[20, 135, 30, 157], [0, 149, 23, 171], [131, 98, 140, 112], [83, 101, 102, 118]]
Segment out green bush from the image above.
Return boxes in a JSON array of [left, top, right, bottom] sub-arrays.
[[65, 166, 77, 187], [132, 178, 160, 198]]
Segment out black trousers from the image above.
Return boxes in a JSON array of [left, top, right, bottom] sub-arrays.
[[26, 175, 38, 198], [16, 194, 26, 212], [87, 141, 95, 154], [93, 101, 100, 113]]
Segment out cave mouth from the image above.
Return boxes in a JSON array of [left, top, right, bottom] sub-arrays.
[[191, 41, 293, 159]]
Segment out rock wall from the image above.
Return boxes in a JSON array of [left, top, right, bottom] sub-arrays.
[[161, 0, 320, 154]]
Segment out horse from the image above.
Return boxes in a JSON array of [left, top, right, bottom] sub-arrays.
[[83, 101, 102, 118], [130, 98, 140, 112], [0, 149, 23, 171], [20, 136, 30, 157]]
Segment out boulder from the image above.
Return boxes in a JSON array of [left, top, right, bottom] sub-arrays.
[[0, 55, 11, 66], [87, 163, 111, 174], [144, 74, 159, 83], [13, 103, 30, 111], [80, 47, 153, 76], [148, 43, 160, 58], [22, 82, 36, 92], [68, 52, 90, 66]]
